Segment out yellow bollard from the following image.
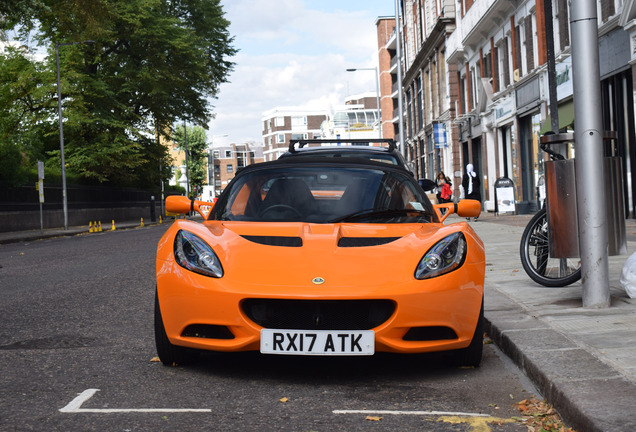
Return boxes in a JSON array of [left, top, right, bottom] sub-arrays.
[[89, 221, 93, 233], [159, 215, 162, 224], [98, 221, 102, 232], [111, 220, 116, 231], [140, 217, 144, 227]]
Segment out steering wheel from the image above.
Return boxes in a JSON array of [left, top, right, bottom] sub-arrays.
[[259, 204, 302, 218]]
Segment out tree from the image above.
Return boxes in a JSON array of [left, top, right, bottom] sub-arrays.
[[0, 47, 54, 184], [173, 124, 208, 198], [0, 0, 235, 187]]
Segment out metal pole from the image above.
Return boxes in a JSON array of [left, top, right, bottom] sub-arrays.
[[570, 0, 610, 307], [55, 43, 69, 230], [55, 40, 94, 230], [183, 121, 190, 197], [394, 0, 406, 159], [374, 66, 381, 138]]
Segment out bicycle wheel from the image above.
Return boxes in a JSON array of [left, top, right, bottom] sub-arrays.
[[519, 208, 582, 287]]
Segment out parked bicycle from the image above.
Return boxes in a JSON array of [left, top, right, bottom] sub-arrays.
[[519, 135, 582, 287]]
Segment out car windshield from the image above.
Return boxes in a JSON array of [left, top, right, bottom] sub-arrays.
[[211, 165, 436, 223]]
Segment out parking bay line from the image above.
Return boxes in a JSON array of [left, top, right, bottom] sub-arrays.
[[333, 409, 490, 417], [60, 389, 212, 413]]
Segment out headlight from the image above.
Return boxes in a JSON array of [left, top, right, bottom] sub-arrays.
[[174, 230, 223, 278], [415, 232, 466, 279]]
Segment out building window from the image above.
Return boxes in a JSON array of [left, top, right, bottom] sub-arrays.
[[227, 165, 233, 173], [237, 152, 246, 168], [459, 73, 467, 114], [225, 150, 232, 158], [291, 116, 307, 126], [416, 75, 423, 130], [276, 134, 285, 143], [275, 117, 284, 127]]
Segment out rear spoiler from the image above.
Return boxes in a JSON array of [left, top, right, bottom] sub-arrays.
[[288, 139, 397, 153]]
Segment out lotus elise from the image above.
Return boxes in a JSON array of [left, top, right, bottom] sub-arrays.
[[155, 157, 484, 366]]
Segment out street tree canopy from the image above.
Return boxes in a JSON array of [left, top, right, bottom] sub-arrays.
[[173, 124, 208, 198], [0, 0, 236, 187]]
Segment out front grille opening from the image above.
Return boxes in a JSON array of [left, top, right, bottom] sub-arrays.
[[338, 237, 401, 247], [181, 324, 235, 340], [242, 299, 395, 330], [403, 326, 458, 341]]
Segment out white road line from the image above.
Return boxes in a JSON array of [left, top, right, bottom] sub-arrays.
[[60, 389, 212, 413], [333, 409, 490, 417]]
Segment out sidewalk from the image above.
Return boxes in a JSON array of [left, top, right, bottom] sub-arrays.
[[0, 219, 164, 245], [3, 212, 636, 430], [467, 211, 636, 432]]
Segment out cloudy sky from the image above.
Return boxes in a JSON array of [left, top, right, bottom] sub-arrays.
[[210, 0, 396, 145]]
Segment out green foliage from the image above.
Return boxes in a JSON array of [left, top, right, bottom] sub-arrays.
[[0, 48, 56, 166], [173, 124, 208, 197], [0, 141, 28, 185], [1, 0, 235, 188]]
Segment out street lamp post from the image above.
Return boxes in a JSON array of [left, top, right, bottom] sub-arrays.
[[346, 67, 382, 138], [56, 40, 94, 230], [183, 121, 190, 197]]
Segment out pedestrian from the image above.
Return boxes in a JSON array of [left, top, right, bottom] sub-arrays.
[[462, 163, 481, 221], [436, 171, 453, 204]]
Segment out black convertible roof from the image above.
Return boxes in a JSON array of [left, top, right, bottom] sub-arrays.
[[287, 138, 397, 153]]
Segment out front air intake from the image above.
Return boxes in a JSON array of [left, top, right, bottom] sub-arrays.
[[241, 235, 303, 247], [242, 299, 395, 330], [402, 326, 458, 341], [181, 324, 234, 339], [337, 237, 401, 247]]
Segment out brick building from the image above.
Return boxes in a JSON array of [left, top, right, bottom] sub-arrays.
[[207, 142, 265, 197], [261, 108, 328, 161], [388, 0, 636, 216]]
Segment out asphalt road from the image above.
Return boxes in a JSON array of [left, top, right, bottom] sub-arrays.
[[1, 224, 539, 431]]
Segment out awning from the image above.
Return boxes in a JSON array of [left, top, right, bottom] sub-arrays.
[[539, 100, 575, 134]]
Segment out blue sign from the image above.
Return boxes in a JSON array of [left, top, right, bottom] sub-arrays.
[[434, 123, 447, 148]]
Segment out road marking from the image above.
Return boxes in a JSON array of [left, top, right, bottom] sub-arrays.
[[333, 409, 490, 417], [60, 389, 212, 413]]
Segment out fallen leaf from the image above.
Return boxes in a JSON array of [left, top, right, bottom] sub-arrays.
[[279, 397, 289, 403], [150, 357, 161, 362], [366, 416, 382, 421]]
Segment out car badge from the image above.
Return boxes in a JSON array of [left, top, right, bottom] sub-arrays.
[[312, 277, 325, 285]]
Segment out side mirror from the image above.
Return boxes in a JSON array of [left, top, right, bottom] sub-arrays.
[[165, 195, 214, 219], [433, 199, 482, 223], [418, 178, 436, 192]]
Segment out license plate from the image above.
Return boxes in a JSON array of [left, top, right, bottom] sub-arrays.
[[260, 329, 374, 356]]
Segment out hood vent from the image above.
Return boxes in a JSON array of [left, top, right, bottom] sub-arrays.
[[338, 237, 401, 247], [241, 235, 303, 247]]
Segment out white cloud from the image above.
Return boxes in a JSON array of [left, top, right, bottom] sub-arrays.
[[209, 0, 387, 144]]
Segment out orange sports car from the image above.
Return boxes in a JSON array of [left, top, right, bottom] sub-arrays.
[[155, 157, 484, 366]]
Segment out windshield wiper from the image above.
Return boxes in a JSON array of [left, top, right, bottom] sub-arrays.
[[328, 208, 432, 223]]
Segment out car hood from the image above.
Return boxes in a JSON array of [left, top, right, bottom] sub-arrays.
[[167, 221, 481, 292]]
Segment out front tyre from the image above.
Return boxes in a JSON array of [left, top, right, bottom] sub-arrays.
[[455, 299, 484, 367], [519, 208, 581, 287], [154, 289, 199, 366]]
